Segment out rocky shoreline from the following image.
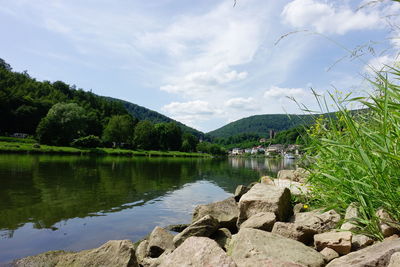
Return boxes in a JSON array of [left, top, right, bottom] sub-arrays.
[[12, 168, 400, 267]]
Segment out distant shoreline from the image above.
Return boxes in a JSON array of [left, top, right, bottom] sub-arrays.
[[0, 140, 211, 158]]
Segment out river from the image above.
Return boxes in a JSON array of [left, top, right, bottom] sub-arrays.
[[0, 154, 297, 264]]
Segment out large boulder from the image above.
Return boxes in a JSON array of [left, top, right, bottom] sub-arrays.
[[292, 210, 341, 235], [234, 185, 250, 202], [193, 197, 239, 230], [327, 239, 400, 267], [240, 212, 276, 231], [173, 215, 219, 247], [261, 178, 310, 196], [147, 226, 175, 258], [210, 228, 232, 251], [135, 240, 149, 264], [227, 228, 325, 267], [14, 240, 138, 267], [314, 231, 352, 255], [272, 210, 341, 244], [237, 183, 292, 225], [159, 237, 236, 267], [388, 252, 400, 267], [277, 168, 309, 183]]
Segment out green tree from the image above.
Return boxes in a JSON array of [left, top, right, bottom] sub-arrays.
[[181, 133, 198, 152], [155, 122, 182, 151], [36, 103, 88, 145], [102, 115, 137, 146], [133, 120, 158, 150]]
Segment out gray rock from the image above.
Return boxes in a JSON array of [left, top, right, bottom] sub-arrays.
[[173, 215, 219, 247], [163, 224, 188, 233], [277, 168, 310, 183], [237, 183, 292, 225], [341, 203, 360, 231], [320, 247, 339, 262], [271, 222, 308, 243], [292, 209, 341, 235], [262, 178, 310, 196], [234, 185, 249, 202], [193, 197, 239, 230], [388, 252, 400, 267], [327, 239, 400, 267], [210, 228, 232, 251], [14, 240, 138, 267], [234, 258, 303, 267], [293, 203, 305, 214], [277, 170, 297, 180], [147, 226, 175, 258], [135, 240, 149, 264], [351, 234, 374, 251], [240, 212, 276, 231], [377, 208, 400, 237], [159, 237, 236, 267], [227, 228, 325, 267], [314, 231, 352, 255]]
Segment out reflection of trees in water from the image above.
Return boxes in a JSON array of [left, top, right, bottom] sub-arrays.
[[0, 156, 260, 233]]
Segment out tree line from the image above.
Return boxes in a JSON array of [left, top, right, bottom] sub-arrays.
[[0, 58, 226, 154]]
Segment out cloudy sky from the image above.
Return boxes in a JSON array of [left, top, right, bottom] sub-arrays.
[[1, 0, 399, 132]]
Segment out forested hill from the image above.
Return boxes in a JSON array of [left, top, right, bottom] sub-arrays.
[[0, 58, 202, 137], [108, 98, 202, 137], [207, 114, 314, 139]]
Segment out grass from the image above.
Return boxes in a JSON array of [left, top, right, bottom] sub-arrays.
[[0, 140, 211, 158], [303, 69, 400, 239]]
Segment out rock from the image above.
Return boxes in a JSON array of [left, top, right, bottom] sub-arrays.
[[14, 240, 138, 267], [341, 203, 359, 231], [227, 228, 325, 267], [272, 210, 341, 244], [326, 239, 400, 267], [159, 237, 236, 267], [237, 183, 292, 225], [164, 224, 188, 233], [351, 234, 373, 251], [234, 185, 249, 202], [193, 197, 239, 230], [210, 228, 232, 250], [277, 168, 310, 183], [386, 234, 400, 241], [135, 240, 149, 264], [147, 226, 175, 258], [376, 208, 400, 237], [314, 231, 352, 255], [388, 252, 400, 267], [263, 178, 310, 196], [271, 222, 308, 243], [234, 258, 303, 267], [293, 209, 341, 235], [293, 203, 305, 214], [173, 215, 219, 247], [240, 212, 276, 231], [320, 247, 339, 262]]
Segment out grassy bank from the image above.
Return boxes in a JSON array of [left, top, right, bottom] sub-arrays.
[[0, 140, 210, 158], [303, 70, 400, 239]]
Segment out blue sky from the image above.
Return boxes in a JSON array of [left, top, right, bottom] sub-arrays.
[[0, 0, 398, 132]]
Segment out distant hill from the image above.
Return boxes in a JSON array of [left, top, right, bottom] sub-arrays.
[[207, 114, 315, 139], [109, 98, 203, 138]]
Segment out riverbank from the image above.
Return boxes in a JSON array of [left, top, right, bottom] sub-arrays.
[[0, 140, 210, 158], [13, 168, 400, 266]]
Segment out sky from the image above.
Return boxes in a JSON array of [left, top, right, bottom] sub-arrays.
[[0, 0, 399, 132]]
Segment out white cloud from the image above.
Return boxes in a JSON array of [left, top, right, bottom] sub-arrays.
[[364, 55, 398, 74], [160, 63, 247, 96], [225, 97, 258, 111], [282, 0, 382, 35], [264, 86, 307, 99]]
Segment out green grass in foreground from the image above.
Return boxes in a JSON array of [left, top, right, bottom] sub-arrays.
[[303, 69, 400, 239], [0, 140, 210, 157]]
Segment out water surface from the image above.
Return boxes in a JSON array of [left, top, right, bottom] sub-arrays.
[[0, 154, 296, 263]]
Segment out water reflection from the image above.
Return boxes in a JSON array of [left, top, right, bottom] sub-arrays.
[[229, 157, 297, 174], [0, 154, 296, 263]]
